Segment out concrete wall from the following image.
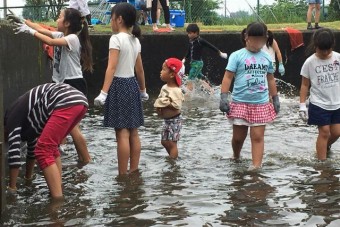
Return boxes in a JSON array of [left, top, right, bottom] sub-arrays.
[[2, 25, 340, 108]]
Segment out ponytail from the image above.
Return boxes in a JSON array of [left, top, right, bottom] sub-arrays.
[[78, 20, 93, 72], [132, 23, 141, 38]]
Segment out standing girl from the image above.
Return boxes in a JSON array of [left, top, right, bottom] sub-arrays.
[[14, 8, 93, 164], [220, 22, 280, 170], [299, 28, 340, 160], [94, 3, 148, 175], [262, 30, 285, 76]]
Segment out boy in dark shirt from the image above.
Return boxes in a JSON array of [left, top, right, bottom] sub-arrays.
[[183, 23, 228, 93]]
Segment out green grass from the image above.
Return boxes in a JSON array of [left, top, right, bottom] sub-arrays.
[[88, 21, 340, 34], [1, 19, 340, 33]]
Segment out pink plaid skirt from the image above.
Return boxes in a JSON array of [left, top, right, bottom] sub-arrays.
[[227, 102, 276, 124]]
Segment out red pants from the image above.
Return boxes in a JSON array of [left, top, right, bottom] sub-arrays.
[[34, 105, 87, 170]]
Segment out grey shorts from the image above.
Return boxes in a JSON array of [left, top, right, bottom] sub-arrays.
[[161, 114, 182, 141]]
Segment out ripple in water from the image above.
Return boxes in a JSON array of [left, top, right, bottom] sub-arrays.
[[2, 83, 340, 226]]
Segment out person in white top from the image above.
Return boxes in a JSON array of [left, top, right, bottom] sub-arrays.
[[262, 30, 285, 76], [94, 3, 148, 175], [12, 8, 93, 167], [299, 28, 340, 160], [68, 0, 92, 26]]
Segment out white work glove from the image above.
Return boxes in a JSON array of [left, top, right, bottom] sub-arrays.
[[140, 89, 149, 101], [278, 62, 285, 76], [13, 23, 36, 36], [94, 90, 107, 106], [219, 52, 228, 59], [299, 103, 308, 122]]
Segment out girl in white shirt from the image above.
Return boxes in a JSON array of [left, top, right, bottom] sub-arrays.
[[95, 3, 148, 175], [299, 28, 340, 160]]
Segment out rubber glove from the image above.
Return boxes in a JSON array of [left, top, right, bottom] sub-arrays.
[[299, 103, 308, 122], [13, 23, 36, 36], [278, 62, 285, 76], [94, 90, 107, 106], [220, 92, 231, 113], [220, 52, 228, 59], [272, 95, 280, 114], [140, 89, 149, 101]]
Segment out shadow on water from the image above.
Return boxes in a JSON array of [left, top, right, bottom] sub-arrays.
[[1, 82, 340, 226]]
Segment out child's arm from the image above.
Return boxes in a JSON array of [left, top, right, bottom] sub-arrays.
[[268, 73, 280, 113], [267, 73, 278, 97], [25, 20, 53, 37], [272, 39, 285, 75], [135, 53, 149, 100], [15, 22, 68, 47], [135, 53, 146, 91], [299, 76, 310, 120], [101, 49, 119, 93], [200, 37, 228, 59], [299, 76, 310, 103], [221, 70, 234, 93], [272, 39, 283, 63]]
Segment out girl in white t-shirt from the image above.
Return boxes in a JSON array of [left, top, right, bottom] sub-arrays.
[[14, 8, 93, 166], [94, 3, 148, 175], [262, 30, 285, 76], [299, 28, 340, 161]]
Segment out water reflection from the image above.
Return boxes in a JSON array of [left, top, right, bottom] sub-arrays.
[[220, 170, 277, 226]]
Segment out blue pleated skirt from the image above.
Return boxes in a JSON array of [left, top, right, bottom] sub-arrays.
[[103, 77, 144, 129]]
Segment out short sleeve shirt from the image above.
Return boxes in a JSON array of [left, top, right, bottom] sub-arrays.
[[300, 51, 340, 110], [52, 32, 83, 83], [109, 32, 141, 78], [226, 48, 274, 104]]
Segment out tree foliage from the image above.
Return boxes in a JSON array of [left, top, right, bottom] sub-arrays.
[[22, 0, 65, 21]]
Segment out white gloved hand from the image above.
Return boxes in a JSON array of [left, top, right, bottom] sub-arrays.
[[94, 90, 107, 106], [140, 89, 149, 101], [182, 58, 186, 64], [299, 103, 308, 122], [6, 9, 26, 24], [220, 52, 228, 59], [13, 23, 36, 36]]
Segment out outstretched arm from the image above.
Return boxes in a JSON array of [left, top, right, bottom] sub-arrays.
[[25, 20, 53, 37]]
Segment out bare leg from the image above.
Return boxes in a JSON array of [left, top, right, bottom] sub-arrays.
[[116, 128, 131, 175], [25, 158, 36, 179], [161, 140, 178, 159], [232, 125, 248, 160], [42, 158, 63, 199], [306, 4, 315, 23], [328, 124, 340, 147], [316, 125, 330, 160], [129, 128, 141, 173], [249, 125, 266, 167], [70, 124, 91, 164]]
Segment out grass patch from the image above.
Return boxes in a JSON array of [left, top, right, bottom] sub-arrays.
[[1, 19, 340, 33]]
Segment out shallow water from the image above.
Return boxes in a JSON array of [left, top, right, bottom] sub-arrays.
[[1, 86, 340, 226]]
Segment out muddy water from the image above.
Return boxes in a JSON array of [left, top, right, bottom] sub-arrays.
[[1, 86, 340, 226]]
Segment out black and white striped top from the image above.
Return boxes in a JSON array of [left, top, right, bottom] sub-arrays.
[[4, 83, 88, 167]]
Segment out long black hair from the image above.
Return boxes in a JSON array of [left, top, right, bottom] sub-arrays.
[[306, 28, 335, 56], [111, 3, 141, 38], [64, 8, 93, 72]]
